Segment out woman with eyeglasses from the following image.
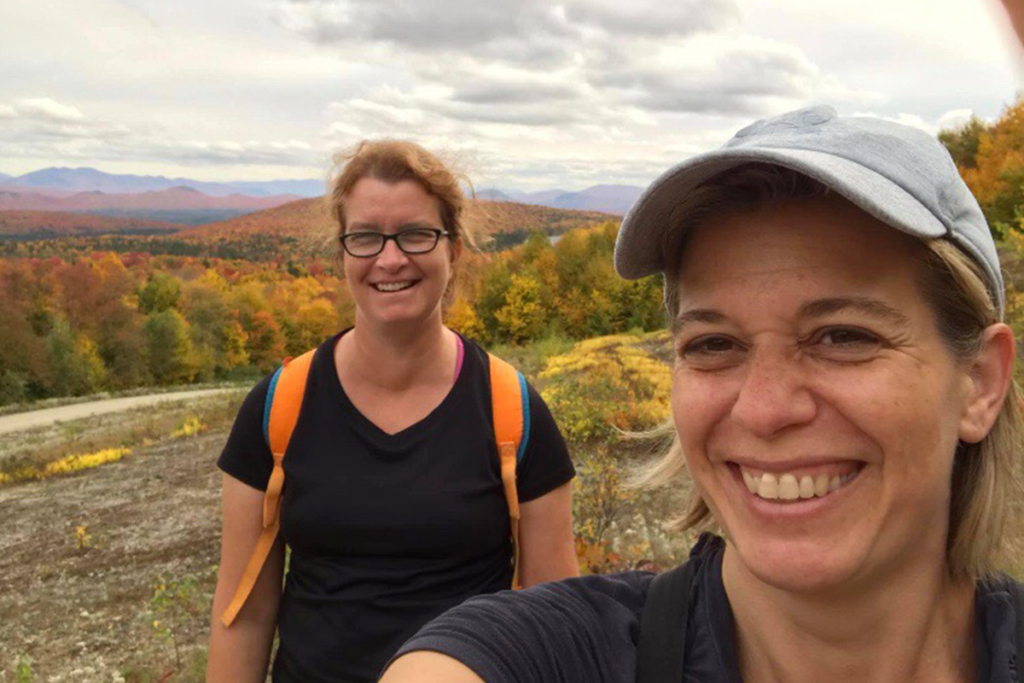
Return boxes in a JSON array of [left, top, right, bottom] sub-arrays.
[[206, 140, 578, 683]]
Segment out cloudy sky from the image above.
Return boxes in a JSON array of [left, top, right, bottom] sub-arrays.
[[1, 0, 1021, 190]]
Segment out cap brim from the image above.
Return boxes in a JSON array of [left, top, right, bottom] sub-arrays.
[[614, 147, 949, 279]]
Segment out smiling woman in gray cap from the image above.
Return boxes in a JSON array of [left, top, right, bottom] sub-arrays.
[[378, 106, 1024, 683]]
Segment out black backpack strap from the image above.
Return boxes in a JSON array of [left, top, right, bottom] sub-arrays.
[[1014, 580, 1024, 664], [636, 560, 697, 683]]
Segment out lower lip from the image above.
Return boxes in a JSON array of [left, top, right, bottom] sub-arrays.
[[728, 463, 862, 520]]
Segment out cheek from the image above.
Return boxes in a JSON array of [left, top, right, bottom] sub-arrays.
[[814, 364, 964, 479], [671, 370, 735, 462]]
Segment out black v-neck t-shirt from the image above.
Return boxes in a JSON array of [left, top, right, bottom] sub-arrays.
[[217, 332, 575, 682]]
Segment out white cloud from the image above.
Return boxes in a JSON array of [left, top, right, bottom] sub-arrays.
[[15, 97, 84, 123], [0, 0, 1018, 187], [270, 0, 738, 66], [0, 96, 322, 169], [937, 109, 979, 132], [850, 110, 978, 137]]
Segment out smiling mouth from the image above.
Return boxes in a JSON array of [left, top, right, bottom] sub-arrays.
[[373, 281, 416, 293], [735, 463, 863, 502]]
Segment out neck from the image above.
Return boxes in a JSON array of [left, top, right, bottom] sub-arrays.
[[723, 545, 976, 683], [342, 312, 454, 392]]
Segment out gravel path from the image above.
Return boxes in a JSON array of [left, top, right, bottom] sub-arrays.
[[0, 389, 237, 436]]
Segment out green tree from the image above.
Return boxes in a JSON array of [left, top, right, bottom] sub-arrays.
[[181, 280, 237, 380], [495, 273, 546, 344], [473, 260, 513, 344], [139, 271, 182, 314], [939, 116, 987, 170], [45, 316, 108, 397], [144, 309, 198, 385]]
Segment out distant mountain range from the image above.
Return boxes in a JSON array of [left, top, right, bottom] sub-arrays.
[[0, 186, 302, 225], [0, 193, 615, 245], [0, 186, 300, 212], [182, 197, 614, 247], [2, 167, 325, 198], [1, 167, 643, 214], [477, 184, 643, 215]]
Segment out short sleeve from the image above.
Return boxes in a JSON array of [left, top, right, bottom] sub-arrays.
[[516, 382, 575, 502], [387, 571, 652, 683], [217, 373, 274, 491]]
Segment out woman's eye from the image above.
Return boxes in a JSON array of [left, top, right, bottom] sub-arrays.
[[680, 335, 740, 357], [812, 327, 882, 357]]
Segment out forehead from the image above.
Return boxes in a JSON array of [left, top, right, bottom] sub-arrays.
[[676, 195, 928, 309], [345, 177, 442, 227]]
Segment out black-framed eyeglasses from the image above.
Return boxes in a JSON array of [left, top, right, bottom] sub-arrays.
[[340, 228, 450, 258]]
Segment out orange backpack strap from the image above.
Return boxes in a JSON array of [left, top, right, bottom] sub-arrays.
[[488, 353, 530, 590], [221, 348, 316, 627]]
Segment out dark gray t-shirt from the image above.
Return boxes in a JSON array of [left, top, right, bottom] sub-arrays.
[[393, 535, 1022, 683]]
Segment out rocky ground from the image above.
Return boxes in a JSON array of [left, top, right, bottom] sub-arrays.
[[0, 428, 228, 682]]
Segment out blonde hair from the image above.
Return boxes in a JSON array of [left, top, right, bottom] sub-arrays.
[[642, 163, 1024, 579]]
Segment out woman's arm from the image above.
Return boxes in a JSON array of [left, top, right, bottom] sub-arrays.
[[518, 481, 579, 586], [380, 651, 484, 683], [206, 474, 285, 683]]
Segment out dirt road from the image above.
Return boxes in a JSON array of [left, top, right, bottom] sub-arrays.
[[0, 389, 238, 436]]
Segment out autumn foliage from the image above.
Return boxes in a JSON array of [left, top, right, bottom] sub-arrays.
[[0, 252, 348, 404], [0, 220, 663, 406], [941, 100, 1024, 237]]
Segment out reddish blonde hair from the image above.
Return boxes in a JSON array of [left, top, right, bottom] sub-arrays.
[[329, 140, 474, 247]]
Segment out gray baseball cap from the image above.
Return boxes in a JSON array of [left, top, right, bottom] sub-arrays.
[[614, 105, 1004, 312]]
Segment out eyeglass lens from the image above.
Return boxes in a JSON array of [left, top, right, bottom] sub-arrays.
[[344, 229, 441, 256]]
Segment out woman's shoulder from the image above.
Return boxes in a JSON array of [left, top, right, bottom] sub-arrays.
[[977, 571, 1024, 608], [391, 570, 656, 683], [975, 573, 1024, 680]]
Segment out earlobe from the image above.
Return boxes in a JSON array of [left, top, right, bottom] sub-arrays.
[[959, 323, 1016, 444]]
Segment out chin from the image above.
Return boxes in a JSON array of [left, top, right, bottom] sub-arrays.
[[728, 529, 871, 595]]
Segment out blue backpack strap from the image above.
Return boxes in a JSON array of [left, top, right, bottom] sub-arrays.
[[515, 371, 531, 465], [262, 365, 285, 446]]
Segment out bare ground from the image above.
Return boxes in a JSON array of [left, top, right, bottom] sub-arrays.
[[0, 429, 227, 682]]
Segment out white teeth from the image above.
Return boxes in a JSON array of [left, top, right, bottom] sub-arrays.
[[741, 467, 858, 502], [758, 473, 779, 500], [778, 474, 800, 501], [814, 474, 829, 497], [375, 281, 413, 292]]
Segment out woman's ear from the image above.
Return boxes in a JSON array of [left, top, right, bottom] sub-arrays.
[[959, 323, 1016, 443]]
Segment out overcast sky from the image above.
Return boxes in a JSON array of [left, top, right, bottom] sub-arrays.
[[1, 0, 1021, 190]]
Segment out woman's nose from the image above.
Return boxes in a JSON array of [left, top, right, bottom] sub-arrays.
[[375, 238, 409, 269], [730, 347, 817, 439]]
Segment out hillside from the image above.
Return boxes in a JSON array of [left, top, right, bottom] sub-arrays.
[[0, 210, 184, 239], [0, 186, 300, 213], [3, 166, 325, 198], [181, 196, 615, 246]]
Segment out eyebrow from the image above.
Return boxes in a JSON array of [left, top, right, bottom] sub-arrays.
[[347, 221, 438, 232], [672, 308, 727, 335], [673, 297, 911, 335], [798, 297, 911, 327]]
